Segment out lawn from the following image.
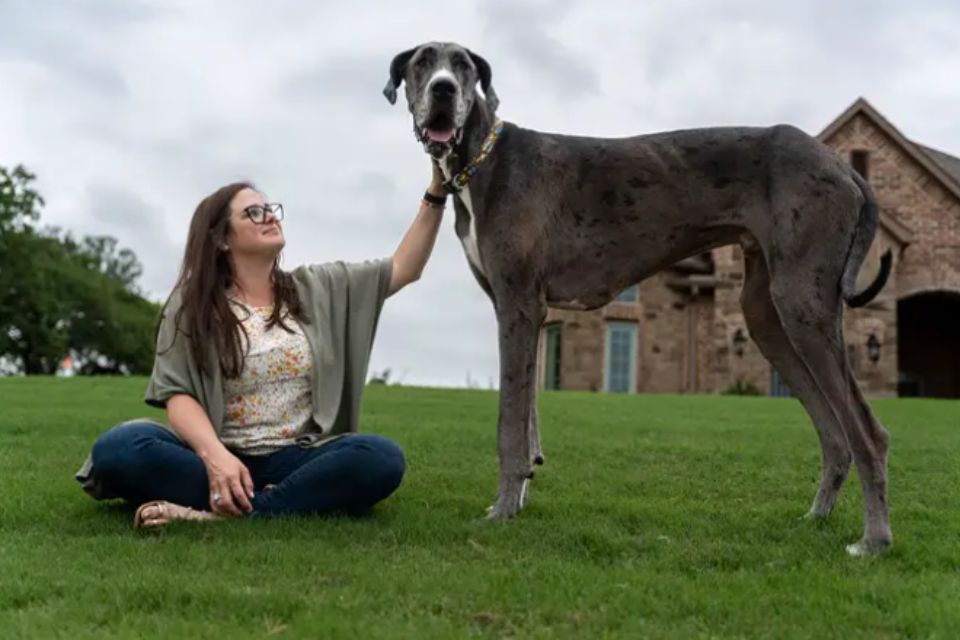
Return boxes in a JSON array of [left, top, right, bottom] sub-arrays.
[[1, 377, 958, 639]]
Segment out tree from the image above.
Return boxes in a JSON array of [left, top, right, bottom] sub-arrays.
[[61, 233, 144, 293], [0, 229, 76, 373], [0, 166, 57, 373], [0, 165, 159, 374], [0, 165, 43, 233], [67, 267, 159, 374]]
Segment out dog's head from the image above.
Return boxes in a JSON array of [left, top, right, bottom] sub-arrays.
[[383, 42, 499, 159]]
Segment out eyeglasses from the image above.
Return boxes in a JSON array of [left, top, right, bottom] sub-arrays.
[[242, 203, 284, 224]]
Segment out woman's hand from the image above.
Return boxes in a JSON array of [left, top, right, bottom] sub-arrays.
[[428, 160, 445, 197], [203, 447, 255, 516]]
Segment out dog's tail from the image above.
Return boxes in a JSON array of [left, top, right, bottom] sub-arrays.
[[842, 171, 892, 308]]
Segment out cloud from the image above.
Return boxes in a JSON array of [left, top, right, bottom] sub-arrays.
[[282, 53, 393, 113], [478, 0, 601, 99], [0, 0, 162, 100], [84, 184, 182, 296], [2, 1, 959, 387]]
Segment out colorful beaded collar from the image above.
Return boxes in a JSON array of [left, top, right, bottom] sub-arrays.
[[443, 119, 505, 194]]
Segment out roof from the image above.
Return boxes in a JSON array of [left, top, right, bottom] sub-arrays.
[[818, 97, 960, 204], [917, 144, 960, 188]]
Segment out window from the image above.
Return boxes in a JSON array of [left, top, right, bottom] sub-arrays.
[[850, 150, 869, 180], [615, 284, 639, 303], [605, 322, 637, 393], [769, 367, 792, 397], [544, 324, 562, 390]]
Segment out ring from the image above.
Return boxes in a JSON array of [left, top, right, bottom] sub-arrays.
[[212, 492, 222, 503]]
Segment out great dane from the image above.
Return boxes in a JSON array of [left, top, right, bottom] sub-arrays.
[[383, 42, 894, 555]]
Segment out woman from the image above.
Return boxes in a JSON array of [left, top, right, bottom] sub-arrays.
[[75, 163, 449, 527]]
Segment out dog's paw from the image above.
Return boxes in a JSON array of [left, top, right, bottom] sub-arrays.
[[845, 536, 892, 557], [485, 478, 530, 520], [802, 509, 830, 522], [485, 504, 516, 520]]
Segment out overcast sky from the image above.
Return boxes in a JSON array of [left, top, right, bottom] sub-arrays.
[[3, 0, 958, 387]]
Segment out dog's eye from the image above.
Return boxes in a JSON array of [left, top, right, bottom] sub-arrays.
[[452, 57, 469, 70]]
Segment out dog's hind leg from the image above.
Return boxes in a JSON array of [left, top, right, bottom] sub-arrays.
[[767, 264, 892, 555], [512, 387, 541, 510], [740, 248, 852, 518], [529, 386, 544, 467], [487, 297, 545, 520], [527, 328, 543, 468]]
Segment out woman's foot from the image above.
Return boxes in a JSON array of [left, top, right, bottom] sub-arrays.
[[134, 501, 222, 529]]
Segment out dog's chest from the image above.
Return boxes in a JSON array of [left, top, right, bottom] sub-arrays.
[[455, 188, 485, 275], [441, 162, 485, 276]]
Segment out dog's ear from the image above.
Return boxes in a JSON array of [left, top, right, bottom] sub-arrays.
[[468, 50, 499, 112], [383, 47, 416, 105]]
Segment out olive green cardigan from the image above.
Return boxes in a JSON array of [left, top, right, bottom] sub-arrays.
[[75, 258, 393, 499]]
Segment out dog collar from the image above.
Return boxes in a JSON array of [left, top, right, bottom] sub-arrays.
[[443, 120, 505, 194]]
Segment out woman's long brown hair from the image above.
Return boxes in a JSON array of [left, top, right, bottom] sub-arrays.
[[158, 182, 308, 379]]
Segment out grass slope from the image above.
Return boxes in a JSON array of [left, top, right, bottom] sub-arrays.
[[0, 378, 958, 638]]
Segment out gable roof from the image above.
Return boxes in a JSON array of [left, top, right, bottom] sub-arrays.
[[918, 144, 960, 188], [818, 97, 960, 204]]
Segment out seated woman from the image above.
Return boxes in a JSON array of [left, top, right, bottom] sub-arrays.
[[75, 164, 448, 527]]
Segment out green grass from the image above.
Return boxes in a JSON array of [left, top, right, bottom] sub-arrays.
[[1, 378, 958, 639]]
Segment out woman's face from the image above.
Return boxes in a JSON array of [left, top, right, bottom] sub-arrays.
[[225, 188, 285, 258]]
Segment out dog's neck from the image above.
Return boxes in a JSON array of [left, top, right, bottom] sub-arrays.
[[440, 100, 499, 188]]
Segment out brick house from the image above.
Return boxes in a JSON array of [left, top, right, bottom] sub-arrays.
[[537, 98, 960, 398]]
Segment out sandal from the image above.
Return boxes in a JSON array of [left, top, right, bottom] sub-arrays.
[[134, 500, 221, 529]]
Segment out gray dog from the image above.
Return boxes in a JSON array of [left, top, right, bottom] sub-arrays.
[[384, 42, 894, 556]]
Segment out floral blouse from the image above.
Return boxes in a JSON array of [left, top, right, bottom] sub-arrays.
[[221, 299, 314, 455]]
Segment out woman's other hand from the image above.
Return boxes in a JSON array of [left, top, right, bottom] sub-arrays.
[[203, 448, 255, 516]]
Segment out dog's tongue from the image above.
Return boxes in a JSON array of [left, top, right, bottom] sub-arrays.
[[426, 128, 455, 143]]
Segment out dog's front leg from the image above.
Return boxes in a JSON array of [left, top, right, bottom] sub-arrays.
[[487, 305, 543, 519]]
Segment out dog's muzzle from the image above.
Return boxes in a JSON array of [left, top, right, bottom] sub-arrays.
[[416, 81, 465, 157], [415, 118, 464, 158]]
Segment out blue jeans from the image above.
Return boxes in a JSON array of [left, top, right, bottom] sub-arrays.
[[90, 421, 405, 516]]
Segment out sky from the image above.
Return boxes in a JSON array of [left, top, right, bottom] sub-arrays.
[[2, 0, 958, 387]]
